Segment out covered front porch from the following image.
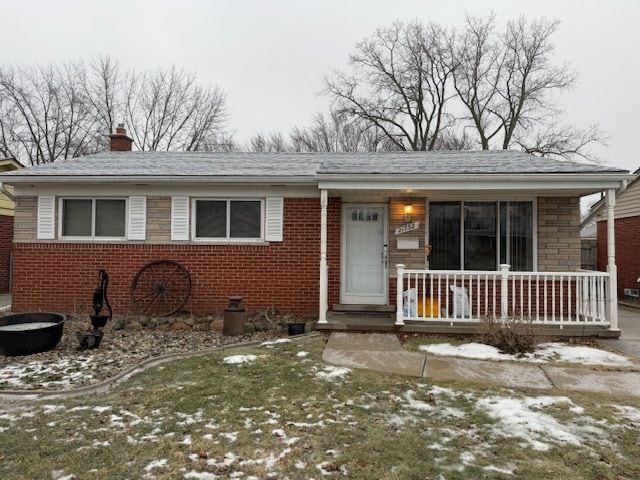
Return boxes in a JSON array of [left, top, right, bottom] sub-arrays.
[[315, 167, 629, 336]]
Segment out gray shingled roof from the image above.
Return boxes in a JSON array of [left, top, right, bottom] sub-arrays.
[[0, 150, 627, 180]]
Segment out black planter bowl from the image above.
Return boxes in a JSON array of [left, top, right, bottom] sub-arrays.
[[0, 313, 66, 356], [287, 323, 306, 336]]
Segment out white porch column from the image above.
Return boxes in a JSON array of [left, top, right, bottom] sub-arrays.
[[318, 189, 329, 324], [395, 264, 405, 326], [606, 188, 619, 331], [499, 264, 510, 321]]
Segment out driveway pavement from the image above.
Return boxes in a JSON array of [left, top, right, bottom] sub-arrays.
[[597, 306, 640, 358]]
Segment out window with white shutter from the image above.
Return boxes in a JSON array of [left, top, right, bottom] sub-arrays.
[[171, 196, 190, 241], [264, 197, 284, 242], [127, 196, 147, 240], [37, 195, 55, 240]]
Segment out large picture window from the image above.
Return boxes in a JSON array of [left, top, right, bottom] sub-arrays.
[[194, 199, 263, 240], [61, 198, 126, 239], [429, 201, 534, 271]]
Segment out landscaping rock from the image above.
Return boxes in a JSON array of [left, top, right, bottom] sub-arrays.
[[112, 318, 126, 331], [184, 317, 195, 327], [171, 321, 191, 331], [0, 314, 285, 391]]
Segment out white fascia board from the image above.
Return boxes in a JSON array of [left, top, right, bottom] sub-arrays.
[[318, 174, 632, 191]]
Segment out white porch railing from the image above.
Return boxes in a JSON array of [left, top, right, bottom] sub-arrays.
[[395, 264, 612, 328]]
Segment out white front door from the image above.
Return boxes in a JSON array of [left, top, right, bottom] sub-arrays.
[[341, 204, 388, 304]]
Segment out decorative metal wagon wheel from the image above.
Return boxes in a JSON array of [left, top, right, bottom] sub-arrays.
[[131, 260, 192, 316]]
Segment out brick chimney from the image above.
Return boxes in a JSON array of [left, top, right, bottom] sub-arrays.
[[109, 124, 133, 151]]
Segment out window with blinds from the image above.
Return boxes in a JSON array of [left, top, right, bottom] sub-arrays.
[[194, 199, 263, 240], [61, 198, 126, 238], [429, 201, 533, 271]]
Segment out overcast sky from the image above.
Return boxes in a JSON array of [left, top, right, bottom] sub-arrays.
[[2, 0, 639, 171]]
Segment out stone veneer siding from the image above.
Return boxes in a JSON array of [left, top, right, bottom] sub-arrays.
[[537, 197, 581, 272], [11, 197, 341, 315], [388, 198, 427, 272]]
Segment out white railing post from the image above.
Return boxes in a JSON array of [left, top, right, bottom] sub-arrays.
[[395, 264, 405, 326], [499, 264, 510, 321], [318, 189, 329, 324], [606, 188, 619, 331]]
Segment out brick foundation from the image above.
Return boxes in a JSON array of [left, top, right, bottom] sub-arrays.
[[597, 216, 640, 297], [11, 198, 341, 316], [0, 214, 13, 293]]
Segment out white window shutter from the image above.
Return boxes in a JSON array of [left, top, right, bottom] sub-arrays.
[[265, 197, 284, 242], [37, 196, 55, 240], [127, 196, 147, 240], [171, 196, 190, 241]]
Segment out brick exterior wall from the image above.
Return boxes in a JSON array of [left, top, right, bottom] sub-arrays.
[[0, 214, 13, 293], [537, 197, 581, 272], [11, 198, 341, 316], [597, 215, 640, 297]]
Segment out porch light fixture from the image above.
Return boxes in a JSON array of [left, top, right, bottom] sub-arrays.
[[403, 203, 414, 223]]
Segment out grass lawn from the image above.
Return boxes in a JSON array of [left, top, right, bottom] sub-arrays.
[[1, 335, 639, 479]]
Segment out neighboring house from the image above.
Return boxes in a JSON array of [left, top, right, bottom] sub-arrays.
[[0, 128, 632, 336], [580, 218, 597, 270], [0, 158, 23, 293], [584, 167, 640, 302]]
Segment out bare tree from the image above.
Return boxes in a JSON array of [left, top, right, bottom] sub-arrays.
[[0, 58, 230, 164], [290, 110, 384, 152], [247, 132, 288, 152], [124, 66, 227, 151], [454, 15, 603, 158], [0, 63, 97, 164], [325, 21, 456, 151]]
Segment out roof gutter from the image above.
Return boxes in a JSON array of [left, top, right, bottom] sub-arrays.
[[0, 175, 318, 185]]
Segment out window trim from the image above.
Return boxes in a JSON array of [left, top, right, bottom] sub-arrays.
[[426, 198, 538, 272], [191, 198, 265, 243], [58, 197, 128, 241]]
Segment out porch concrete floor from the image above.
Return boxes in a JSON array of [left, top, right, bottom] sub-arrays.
[[322, 332, 640, 397], [319, 311, 621, 338]]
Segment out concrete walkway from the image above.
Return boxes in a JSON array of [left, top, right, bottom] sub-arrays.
[[597, 306, 640, 357], [323, 332, 640, 397]]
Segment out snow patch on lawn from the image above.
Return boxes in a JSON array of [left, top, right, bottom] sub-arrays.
[[296, 351, 309, 358], [222, 355, 257, 365], [612, 405, 640, 422], [315, 365, 351, 381], [260, 339, 292, 347], [0, 357, 94, 388], [143, 459, 167, 471], [483, 464, 516, 475], [184, 472, 218, 480], [419, 342, 632, 367], [476, 395, 603, 451]]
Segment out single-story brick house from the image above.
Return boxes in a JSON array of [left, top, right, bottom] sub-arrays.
[[583, 167, 640, 303], [0, 129, 632, 336]]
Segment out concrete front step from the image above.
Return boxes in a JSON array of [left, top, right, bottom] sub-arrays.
[[332, 304, 396, 313]]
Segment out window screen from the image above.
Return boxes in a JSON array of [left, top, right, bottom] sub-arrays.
[[230, 201, 261, 238], [95, 199, 126, 237], [62, 199, 92, 237], [195, 200, 227, 238]]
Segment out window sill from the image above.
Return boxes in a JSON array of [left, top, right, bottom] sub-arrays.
[[190, 239, 270, 246]]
